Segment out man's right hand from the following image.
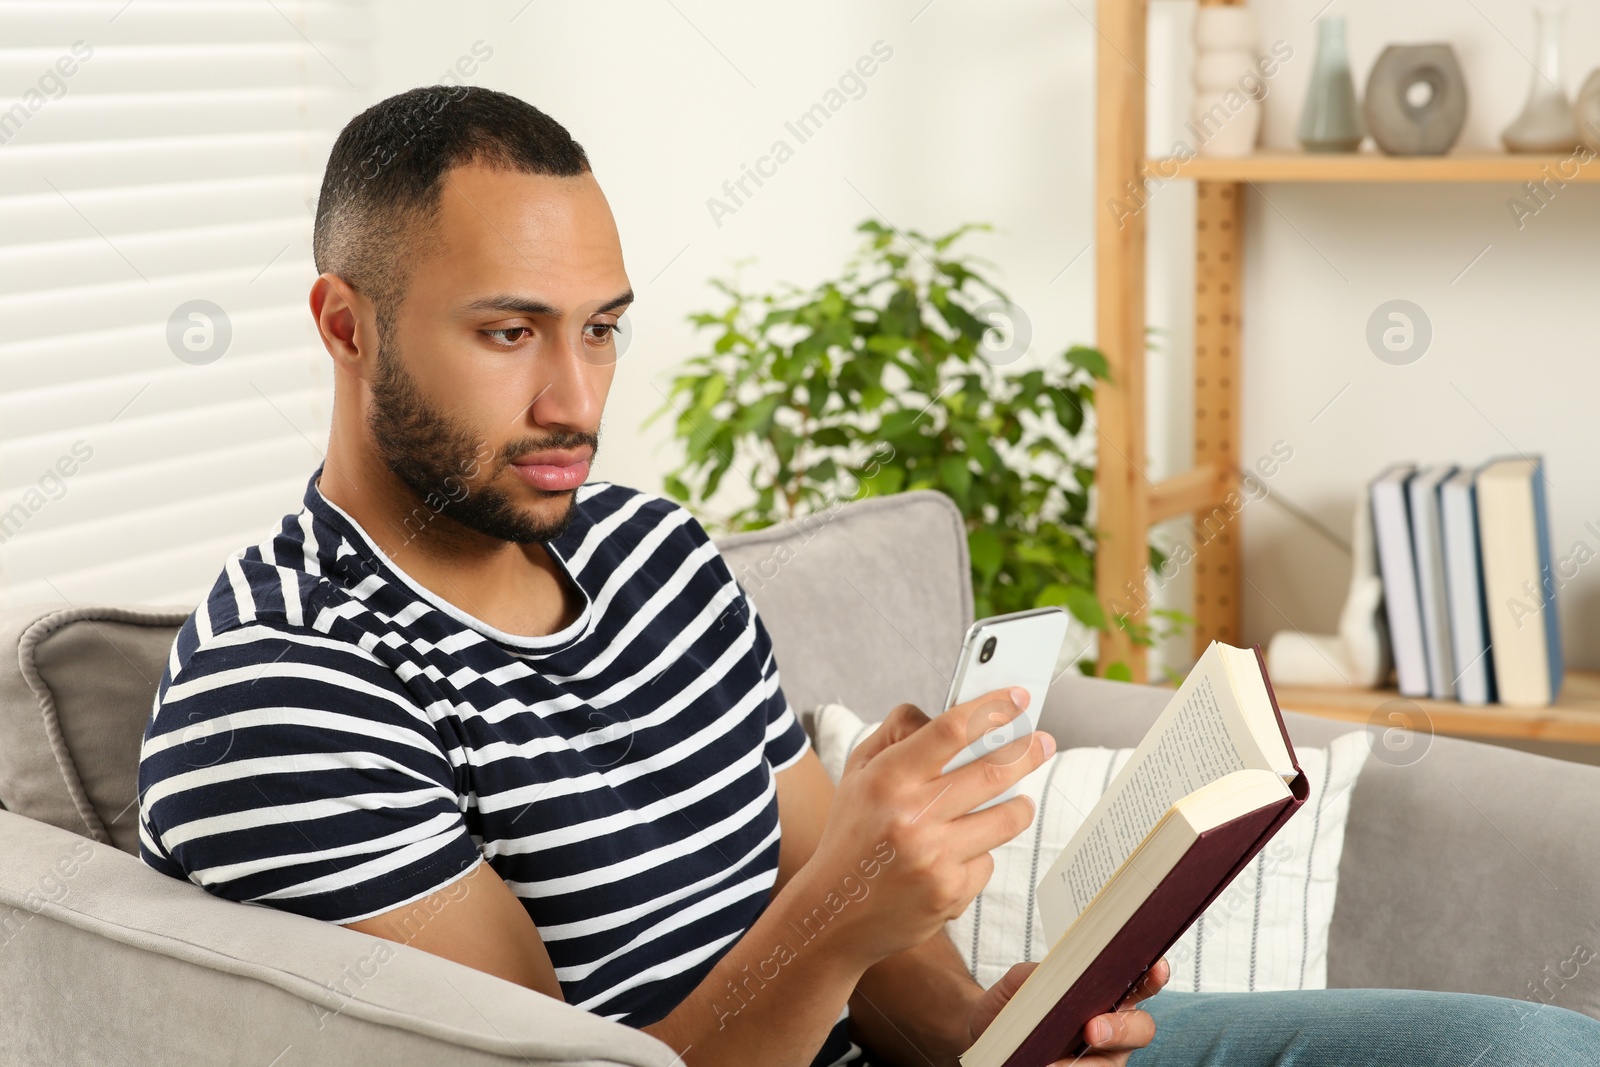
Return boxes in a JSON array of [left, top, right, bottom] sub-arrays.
[[792, 688, 1055, 967]]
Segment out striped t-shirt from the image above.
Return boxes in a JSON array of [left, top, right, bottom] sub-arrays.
[[137, 471, 867, 1066]]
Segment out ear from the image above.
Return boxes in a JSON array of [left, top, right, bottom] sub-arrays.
[[309, 272, 379, 377]]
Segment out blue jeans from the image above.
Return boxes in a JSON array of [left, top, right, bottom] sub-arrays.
[[1130, 988, 1600, 1065]]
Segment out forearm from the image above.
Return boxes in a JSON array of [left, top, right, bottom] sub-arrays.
[[847, 928, 985, 1066], [643, 867, 875, 1067]]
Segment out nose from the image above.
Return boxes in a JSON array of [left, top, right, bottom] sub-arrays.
[[523, 322, 606, 433]]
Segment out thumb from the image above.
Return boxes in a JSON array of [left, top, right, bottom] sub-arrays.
[[968, 962, 1038, 1043]]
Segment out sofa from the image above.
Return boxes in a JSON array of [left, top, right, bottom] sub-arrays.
[[2, 488, 1597, 1065]]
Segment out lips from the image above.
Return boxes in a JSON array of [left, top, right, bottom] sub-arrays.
[[509, 448, 592, 492]]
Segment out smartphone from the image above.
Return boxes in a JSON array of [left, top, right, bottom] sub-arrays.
[[940, 606, 1070, 813]]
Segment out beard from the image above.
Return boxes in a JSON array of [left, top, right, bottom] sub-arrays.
[[367, 337, 599, 545]]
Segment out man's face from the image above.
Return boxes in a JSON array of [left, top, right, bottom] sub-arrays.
[[367, 162, 628, 545]]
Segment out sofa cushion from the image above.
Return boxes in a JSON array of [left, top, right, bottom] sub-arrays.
[[0, 606, 187, 855], [715, 488, 972, 721], [806, 701, 1370, 994]]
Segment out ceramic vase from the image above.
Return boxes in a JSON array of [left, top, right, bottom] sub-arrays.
[[1501, 4, 1579, 153], [1192, 7, 1262, 157], [1364, 44, 1468, 156], [1298, 16, 1365, 153]]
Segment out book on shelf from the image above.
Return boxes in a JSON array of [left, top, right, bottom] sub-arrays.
[[1408, 465, 1458, 700], [1439, 467, 1496, 705], [1477, 457, 1563, 707], [958, 641, 1307, 1067], [1370, 464, 1430, 697]]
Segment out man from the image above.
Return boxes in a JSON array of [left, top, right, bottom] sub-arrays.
[[138, 87, 1600, 1067]]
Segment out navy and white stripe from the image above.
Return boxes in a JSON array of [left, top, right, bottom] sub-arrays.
[[137, 470, 865, 1065]]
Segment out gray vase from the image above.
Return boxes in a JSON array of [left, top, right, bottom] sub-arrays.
[[1502, 4, 1579, 153], [1364, 45, 1468, 156], [1298, 17, 1365, 153]]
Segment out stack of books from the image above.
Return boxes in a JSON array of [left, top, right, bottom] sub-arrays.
[[1370, 458, 1563, 708]]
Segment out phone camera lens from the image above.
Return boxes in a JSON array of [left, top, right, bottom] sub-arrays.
[[978, 636, 997, 664]]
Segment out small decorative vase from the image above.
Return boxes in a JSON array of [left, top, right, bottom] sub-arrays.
[[1298, 16, 1365, 153], [1575, 68, 1600, 152], [1192, 7, 1262, 158], [1501, 4, 1579, 153], [1364, 44, 1468, 156]]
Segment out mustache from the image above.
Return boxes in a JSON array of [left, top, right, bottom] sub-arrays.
[[499, 429, 600, 465]]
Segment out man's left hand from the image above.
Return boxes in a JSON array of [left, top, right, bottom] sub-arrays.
[[962, 956, 1169, 1066]]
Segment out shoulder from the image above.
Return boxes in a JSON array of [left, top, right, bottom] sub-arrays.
[[162, 545, 392, 708], [569, 481, 705, 535], [556, 481, 721, 574]]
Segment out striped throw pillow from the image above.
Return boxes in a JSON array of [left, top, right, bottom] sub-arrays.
[[804, 703, 1370, 994]]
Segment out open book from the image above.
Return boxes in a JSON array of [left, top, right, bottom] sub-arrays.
[[959, 642, 1308, 1067]]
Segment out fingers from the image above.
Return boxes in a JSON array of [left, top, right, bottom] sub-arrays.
[[844, 702, 930, 768], [889, 688, 1032, 776], [941, 789, 1043, 862], [1081, 1008, 1156, 1052], [929, 727, 1054, 825], [1115, 957, 1171, 1010]]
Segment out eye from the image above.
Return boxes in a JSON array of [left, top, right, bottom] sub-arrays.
[[483, 326, 532, 347], [585, 321, 621, 344]]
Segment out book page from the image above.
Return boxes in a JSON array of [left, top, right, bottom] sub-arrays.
[[1036, 644, 1268, 945]]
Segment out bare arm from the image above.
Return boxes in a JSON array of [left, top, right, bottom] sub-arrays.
[[342, 859, 565, 1001], [342, 695, 1056, 1066], [344, 844, 875, 1066], [772, 748, 984, 1063]]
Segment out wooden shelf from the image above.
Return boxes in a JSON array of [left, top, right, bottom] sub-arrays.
[[1145, 149, 1600, 184], [1275, 670, 1600, 746]]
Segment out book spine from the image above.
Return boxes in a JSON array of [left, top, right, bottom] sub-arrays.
[[1530, 460, 1564, 698], [1371, 474, 1429, 696], [1251, 644, 1305, 785]]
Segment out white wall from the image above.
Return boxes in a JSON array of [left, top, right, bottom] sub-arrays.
[[1226, 2, 1600, 673], [366, 0, 1102, 507], [369, 1, 1600, 670]]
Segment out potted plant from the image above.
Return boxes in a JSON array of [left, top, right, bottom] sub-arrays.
[[651, 219, 1174, 676]]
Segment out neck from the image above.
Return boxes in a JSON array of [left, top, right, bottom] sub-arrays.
[[318, 433, 581, 639]]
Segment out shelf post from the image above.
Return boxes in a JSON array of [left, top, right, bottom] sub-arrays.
[[1191, 179, 1244, 654], [1093, 0, 1150, 680]]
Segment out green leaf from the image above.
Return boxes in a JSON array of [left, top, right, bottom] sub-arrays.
[[1064, 345, 1110, 380], [657, 215, 1182, 659], [968, 527, 1003, 581], [1103, 661, 1133, 682], [1062, 585, 1107, 630], [938, 454, 972, 498]]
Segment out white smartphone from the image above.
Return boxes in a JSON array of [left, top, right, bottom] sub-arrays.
[[940, 606, 1070, 813]]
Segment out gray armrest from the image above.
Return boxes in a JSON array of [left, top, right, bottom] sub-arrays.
[[1, 812, 685, 1067]]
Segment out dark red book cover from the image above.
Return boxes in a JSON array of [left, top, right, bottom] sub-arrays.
[[988, 645, 1308, 1067]]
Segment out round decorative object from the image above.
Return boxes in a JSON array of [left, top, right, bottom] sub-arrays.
[[1363, 44, 1468, 156], [1576, 68, 1600, 152]]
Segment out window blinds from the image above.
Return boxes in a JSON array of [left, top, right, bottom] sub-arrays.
[[0, 1, 371, 610]]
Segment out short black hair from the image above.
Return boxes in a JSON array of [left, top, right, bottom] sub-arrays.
[[313, 85, 590, 328]]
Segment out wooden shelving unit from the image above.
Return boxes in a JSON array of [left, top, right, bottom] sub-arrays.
[[1092, 0, 1600, 742], [1147, 149, 1600, 183], [1276, 670, 1600, 746]]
